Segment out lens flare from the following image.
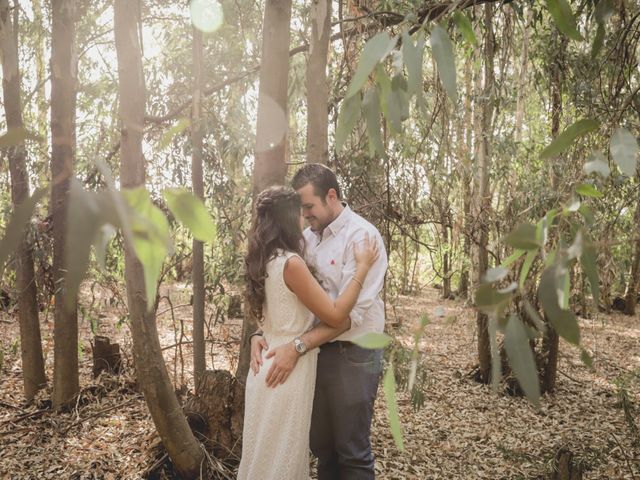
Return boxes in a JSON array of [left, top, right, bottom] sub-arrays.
[[190, 0, 224, 33]]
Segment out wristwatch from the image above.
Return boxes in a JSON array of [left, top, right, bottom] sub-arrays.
[[293, 336, 308, 355]]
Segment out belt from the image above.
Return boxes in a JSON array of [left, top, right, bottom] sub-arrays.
[[320, 340, 354, 350]]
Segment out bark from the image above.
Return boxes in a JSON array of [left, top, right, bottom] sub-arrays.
[[51, 0, 79, 409], [0, 0, 46, 402], [191, 26, 206, 387], [475, 3, 495, 383], [92, 336, 122, 378], [32, 0, 49, 156], [238, 0, 293, 381], [541, 30, 566, 393], [114, 2, 204, 477], [459, 55, 473, 298], [306, 0, 331, 164], [514, 7, 531, 142], [624, 189, 640, 315]]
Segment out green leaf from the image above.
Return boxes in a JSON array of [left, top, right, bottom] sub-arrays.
[[540, 119, 599, 159], [501, 249, 525, 268], [595, 0, 615, 24], [523, 300, 547, 333], [0, 188, 48, 277], [346, 33, 398, 99], [580, 240, 599, 304], [545, 0, 583, 41], [578, 204, 594, 227], [123, 188, 171, 309], [93, 224, 117, 270], [583, 151, 610, 178], [575, 183, 603, 198], [383, 364, 404, 451], [164, 189, 216, 243], [475, 283, 512, 318], [159, 118, 191, 150], [362, 87, 385, 157], [351, 332, 393, 349], [538, 266, 581, 345], [452, 12, 478, 46], [504, 314, 541, 407], [385, 81, 409, 134], [401, 31, 425, 98], [65, 180, 104, 311], [335, 93, 362, 153], [519, 249, 537, 289], [591, 24, 605, 58], [430, 24, 457, 103], [506, 223, 541, 250], [610, 127, 639, 177]]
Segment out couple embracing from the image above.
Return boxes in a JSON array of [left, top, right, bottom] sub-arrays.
[[238, 164, 388, 479]]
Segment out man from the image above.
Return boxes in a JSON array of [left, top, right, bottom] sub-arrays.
[[250, 163, 388, 479]]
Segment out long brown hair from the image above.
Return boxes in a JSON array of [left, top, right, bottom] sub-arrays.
[[245, 186, 304, 322]]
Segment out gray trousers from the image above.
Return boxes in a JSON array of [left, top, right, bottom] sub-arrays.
[[310, 341, 383, 480]]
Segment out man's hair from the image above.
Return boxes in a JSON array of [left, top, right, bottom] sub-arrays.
[[291, 163, 341, 201]]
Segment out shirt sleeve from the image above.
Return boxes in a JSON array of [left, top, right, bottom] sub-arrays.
[[338, 226, 388, 329]]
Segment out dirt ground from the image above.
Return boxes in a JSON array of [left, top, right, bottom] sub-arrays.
[[1, 283, 639, 479]]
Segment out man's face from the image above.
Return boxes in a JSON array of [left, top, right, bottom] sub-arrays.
[[297, 183, 335, 232]]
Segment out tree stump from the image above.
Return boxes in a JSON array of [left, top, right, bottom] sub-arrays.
[[92, 336, 123, 378], [184, 370, 244, 461], [550, 447, 583, 480]]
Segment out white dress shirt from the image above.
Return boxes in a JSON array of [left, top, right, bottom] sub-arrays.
[[302, 204, 387, 342]]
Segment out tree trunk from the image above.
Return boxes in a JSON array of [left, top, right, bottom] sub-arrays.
[[306, 0, 331, 164], [191, 26, 206, 387], [51, 0, 79, 409], [514, 7, 531, 142], [114, 2, 204, 477], [459, 55, 473, 298], [475, 3, 495, 384], [238, 0, 292, 381], [541, 30, 566, 394], [624, 190, 640, 315], [32, 0, 49, 160], [0, 0, 47, 402]]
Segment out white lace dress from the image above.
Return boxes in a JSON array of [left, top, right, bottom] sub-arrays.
[[238, 250, 318, 480]]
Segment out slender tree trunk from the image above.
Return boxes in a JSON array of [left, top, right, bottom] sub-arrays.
[[459, 55, 473, 298], [541, 30, 566, 395], [475, 3, 495, 383], [0, 0, 46, 402], [306, 0, 331, 164], [238, 0, 292, 381], [114, 2, 203, 476], [51, 0, 79, 409], [514, 7, 531, 142], [191, 26, 206, 387], [624, 190, 640, 315], [32, 0, 49, 160]]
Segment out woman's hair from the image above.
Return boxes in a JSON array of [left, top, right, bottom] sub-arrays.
[[245, 186, 304, 322]]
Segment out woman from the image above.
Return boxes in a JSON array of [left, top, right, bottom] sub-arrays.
[[238, 186, 378, 480]]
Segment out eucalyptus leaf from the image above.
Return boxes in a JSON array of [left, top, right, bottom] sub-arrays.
[[575, 183, 603, 198], [0, 188, 48, 277], [335, 93, 362, 153], [0, 127, 38, 147], [164, 188, 216, 243], [346, 33, 398, 99], [501, 249, 525, 268], [475, 283, 512, 319], [591, 24, 605, 58], [401, 31, 425, 98], [159, 118, 191, 150], [430, 24, 457, 103], [538, 266, 581, 345], [504, 314, 541, 407], [581, 348, 594, 368], [383, 364, 404, 451], [610, 127, 638, 177], [351, 332, 393, 349], [540, 119, 599, 159], [506, 223, 541, 250], [583, 151, 610, 178], [519, 249, 537, 289], [545, 0, 583, 41], [580, 241, 599, 304], [362, 87, 385, 157], [452, 12, 478, 46], [483, 267, 509, 283]]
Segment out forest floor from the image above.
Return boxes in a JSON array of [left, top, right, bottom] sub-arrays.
[[1, 282, 639, 479]]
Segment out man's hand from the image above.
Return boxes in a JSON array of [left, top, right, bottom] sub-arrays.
[[250, 335, 268, 375], [265, 342, 299, 388]]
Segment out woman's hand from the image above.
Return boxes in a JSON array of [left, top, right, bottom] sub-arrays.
[[353, 233, 380, 272]]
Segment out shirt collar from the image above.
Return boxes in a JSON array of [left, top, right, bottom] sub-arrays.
[[324, 202, 351, 238]]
